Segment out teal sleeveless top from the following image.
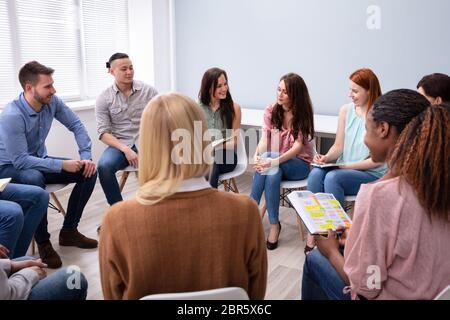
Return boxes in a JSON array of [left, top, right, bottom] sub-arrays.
[[198, 102, 232, 141], [337, 103, 387, 178]]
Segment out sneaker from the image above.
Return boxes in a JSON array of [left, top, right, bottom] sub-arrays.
[[37, 240, 62, 269], [59, 228, 98, 249]]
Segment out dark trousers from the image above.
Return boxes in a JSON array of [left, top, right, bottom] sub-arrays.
[[0, 158, 97, 243], [208, 149, 237, 189]]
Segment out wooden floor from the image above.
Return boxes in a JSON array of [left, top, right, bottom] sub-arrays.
[[37, 172, 307, 300]]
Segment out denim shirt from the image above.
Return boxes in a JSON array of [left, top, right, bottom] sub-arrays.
[[0, 93, 92, 173]]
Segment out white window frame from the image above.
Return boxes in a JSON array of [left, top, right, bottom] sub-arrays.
[[1, 0, 133, 105]]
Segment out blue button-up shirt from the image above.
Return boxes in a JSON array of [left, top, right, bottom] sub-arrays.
[[0, 93, 92, 173]]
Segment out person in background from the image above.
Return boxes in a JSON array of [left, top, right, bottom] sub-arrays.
[[302, 90, 450, 300], [1, 244, 88, 300], [305, 68, 386, 254], [198, 67, 241, 188], [96, 53, 158, 207], [99, 93, 267, 300], [0, 61, 98, 269], [416, 72, 450, 105], [250, 73, 315, 250]]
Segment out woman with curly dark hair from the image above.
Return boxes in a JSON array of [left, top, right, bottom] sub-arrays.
[[303, 90, 450, 300]]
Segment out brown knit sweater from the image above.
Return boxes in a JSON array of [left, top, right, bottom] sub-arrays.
[[99, 188, 267, 300]]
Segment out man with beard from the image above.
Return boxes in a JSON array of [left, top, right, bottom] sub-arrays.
[[0, 61, 98, 269]]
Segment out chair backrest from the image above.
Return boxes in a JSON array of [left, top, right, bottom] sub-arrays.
[[310, 138, 318, 157], [140, 287, 250, 300], [435, 285, 450, 300], [219, 132, 248, 181], [122, 165, 138, 172]]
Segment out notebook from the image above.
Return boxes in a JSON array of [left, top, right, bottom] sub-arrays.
[[0, 178, 12, 192], [287, 190, 352, 235]]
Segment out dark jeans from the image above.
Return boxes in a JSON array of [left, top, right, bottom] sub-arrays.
[[97, 146, 137, 205], [301, 248, 351, 300], [208, 149, 237, 189], [0, 157, 97, 244]]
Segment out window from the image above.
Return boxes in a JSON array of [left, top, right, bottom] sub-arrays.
[[82, 0, 129, 98], [0, 1, 17, 104], [0, 0, 130, 105]]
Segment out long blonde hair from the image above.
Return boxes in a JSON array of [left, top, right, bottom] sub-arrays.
[[136, 93, 211, 205]]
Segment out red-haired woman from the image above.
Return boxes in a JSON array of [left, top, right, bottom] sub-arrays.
[[305, 68, 387, 253]]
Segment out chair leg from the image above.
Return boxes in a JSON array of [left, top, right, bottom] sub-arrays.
[[221, 180, 227, 191], [50, 192, 66, 216], [296, 216, 306, 241], [31, 238, 36, 255], [119, 171, 130, 192], [230, 178, 239, 193]]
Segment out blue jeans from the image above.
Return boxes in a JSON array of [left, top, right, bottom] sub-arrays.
[[12, 256, 87, 300], [0, 157, 97, 244], [28, 267, 88, 300], [307, 167, 378, 208], [98, 146, 136, 205], [250, 152, 310, 224], [301, 248, 350, 300], [208, 149, 237, 189], [0, 184, 49, 258]]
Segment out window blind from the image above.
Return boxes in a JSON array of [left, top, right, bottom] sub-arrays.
[[0, 0, 131, 105], [0, 0, 18, 104], [82, 0, 129, 98], [16, 0, 81, 99]]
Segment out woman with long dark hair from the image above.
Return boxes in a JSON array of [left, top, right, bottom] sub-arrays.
[[250, 73, 315, 250], [198, 68, 241, 188]]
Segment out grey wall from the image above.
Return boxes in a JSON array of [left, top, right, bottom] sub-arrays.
[[175, 0, 450, 115], [46, 108, 106, 163]]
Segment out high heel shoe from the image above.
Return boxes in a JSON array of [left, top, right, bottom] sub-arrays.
[[266, 222, 282, 250]]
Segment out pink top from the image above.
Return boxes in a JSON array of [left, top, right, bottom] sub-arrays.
[[263, 105, 313, 163], [344, 177, 450, 300]]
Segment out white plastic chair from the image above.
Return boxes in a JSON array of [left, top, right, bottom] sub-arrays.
[[140, 287, 250, 300], [435, 285, 450, 300], [119, 165, 138, 192], [218, 132, 248, 193]]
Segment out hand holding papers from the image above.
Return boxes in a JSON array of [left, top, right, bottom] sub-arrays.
[[287, 190, 352, 235]]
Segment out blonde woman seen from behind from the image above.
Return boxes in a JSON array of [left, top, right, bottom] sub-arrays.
[[99, 93, 267, 300]]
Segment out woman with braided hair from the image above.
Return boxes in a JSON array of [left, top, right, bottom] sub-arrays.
[[302, 89, 450, 300]]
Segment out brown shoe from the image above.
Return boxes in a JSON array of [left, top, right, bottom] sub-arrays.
[[37, 240, 62, 269], [59, 228, 98, 249]]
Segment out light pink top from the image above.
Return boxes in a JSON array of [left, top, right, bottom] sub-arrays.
[[263, 105, 313, 163], [344, 177, 450, 300]]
